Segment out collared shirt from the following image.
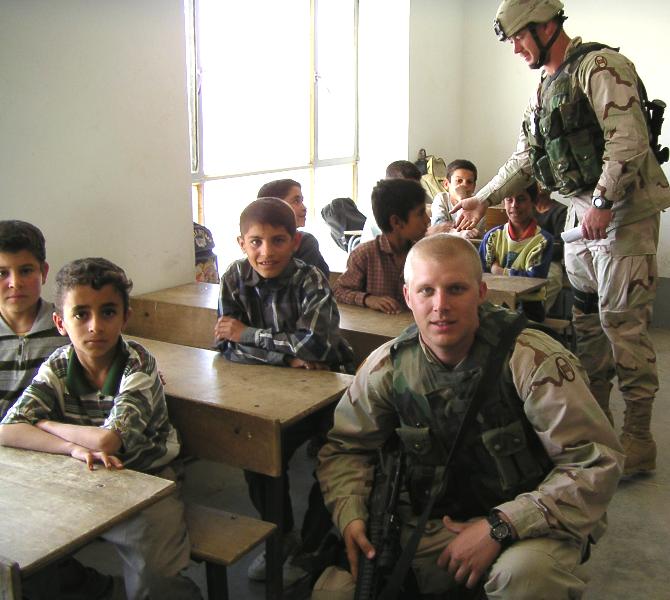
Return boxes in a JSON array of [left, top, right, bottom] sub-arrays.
[[317, 312, 623, 546], [2, 338, 180, 473], [217, 257, 354, 370], [0, 299, 67, 418], [332, 235, 406, 307]]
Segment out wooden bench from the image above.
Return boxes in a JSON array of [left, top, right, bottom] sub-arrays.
[[186, 504, 277, 600]]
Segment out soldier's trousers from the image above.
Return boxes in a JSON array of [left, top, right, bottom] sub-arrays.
[[564, 214, 659, 427], [311, 517, 587, 599]]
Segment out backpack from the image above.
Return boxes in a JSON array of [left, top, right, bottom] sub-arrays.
[[193, 222, 219, 283], [320, 198, 366, 252]]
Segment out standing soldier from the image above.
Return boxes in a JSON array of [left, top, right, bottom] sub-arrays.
[[453, 0, 670, 476]]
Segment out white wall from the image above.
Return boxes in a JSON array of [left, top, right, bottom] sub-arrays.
[[408, 0, 463, 162], [0, 0, 194, 299]]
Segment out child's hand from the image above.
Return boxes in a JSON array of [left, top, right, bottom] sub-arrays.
[[286, 357, 329, 370], [490, 262, 505, 275], [364, 295, 404, 315], [214, 316, 246, 342], [70, 445, 124, 470]]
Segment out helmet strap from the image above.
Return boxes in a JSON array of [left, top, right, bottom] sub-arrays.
[[527, 21, 562, 69]]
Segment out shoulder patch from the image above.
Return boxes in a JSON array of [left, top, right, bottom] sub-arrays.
[[594, 55, 608, 69]]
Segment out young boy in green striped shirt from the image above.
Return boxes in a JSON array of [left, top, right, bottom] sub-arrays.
[[0, 257, 201, 600]]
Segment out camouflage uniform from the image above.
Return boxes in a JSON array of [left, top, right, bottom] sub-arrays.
[[315, 304, 623, 599], [473, 37, 670, 473]]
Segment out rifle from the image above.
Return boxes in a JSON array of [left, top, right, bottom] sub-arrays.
[[354, 448, 406, 600], [645, 98, 669, 164]]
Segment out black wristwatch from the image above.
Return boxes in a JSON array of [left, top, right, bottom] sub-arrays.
[[487, 510, 515, 549], [592, 196, 613, 210]]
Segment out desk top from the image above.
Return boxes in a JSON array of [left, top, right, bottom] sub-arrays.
[[482, 273, 547, 295], [337, 303, 414, 338], [135, 281, 218, 310], [127, 336, 353, 475], [128, 336, 353, 427], [0, 447, 174, 576]]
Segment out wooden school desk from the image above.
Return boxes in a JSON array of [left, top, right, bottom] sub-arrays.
[[482, 273, 547, 309], [125, 335, 353, 598], [0, 446, 175, 599]]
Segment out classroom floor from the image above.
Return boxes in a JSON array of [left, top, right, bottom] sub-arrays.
[[76, 327, 670, 600]]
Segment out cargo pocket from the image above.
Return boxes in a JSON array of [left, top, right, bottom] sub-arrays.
[[481, 420, 544, 491], [566, 128, 603, 187], [396, 425, 433, 457]]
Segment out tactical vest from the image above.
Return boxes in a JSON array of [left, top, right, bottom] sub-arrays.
[[390, 304, 553, 520], [524, 43, 611, 196]]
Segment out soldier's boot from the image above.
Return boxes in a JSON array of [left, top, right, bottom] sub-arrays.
[[621, 399, 656, 477], [589, 380, 614, 425]]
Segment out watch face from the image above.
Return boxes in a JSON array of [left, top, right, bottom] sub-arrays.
[[492, 521, 511, 541]]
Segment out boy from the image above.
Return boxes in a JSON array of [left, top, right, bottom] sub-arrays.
[[479, 182, 554, 322], [257, 178, 330, 277], [333, 178, 429, 314], [0, 220, 64, 418], [360, 160, 430, 242], [0, 258, 202, 600], [215, 197, 354, 585], [429, 158, 483, 238], [0, 221, 116, 598]]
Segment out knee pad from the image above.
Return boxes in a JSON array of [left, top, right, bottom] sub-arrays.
[[573, 289, 599, 314]]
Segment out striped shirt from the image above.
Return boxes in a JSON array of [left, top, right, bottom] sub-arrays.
[[0, 299, 66, 418], [217, 257, 354, 371], [479, 222, 553, 302], [2, 338, 180, 473]]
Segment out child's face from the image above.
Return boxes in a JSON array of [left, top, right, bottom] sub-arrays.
[[395, 203, 430, 243], [0, 250, 48, 320], [283, 186, 307, 228], [53, 284, 128, 366], [237, 223, 297, 279], [446, 169, 477, 200], [504, 190, 535, 229]]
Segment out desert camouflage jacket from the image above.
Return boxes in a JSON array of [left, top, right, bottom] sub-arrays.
[[318, 305, 624, 546], [476, 37, 670, 229]]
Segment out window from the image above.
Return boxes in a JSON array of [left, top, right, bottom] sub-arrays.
[[187, 0, 359, 269]]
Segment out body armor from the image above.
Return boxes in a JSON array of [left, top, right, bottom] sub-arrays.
[[524, 43, 610, 196], [390, 304, 553, 520]]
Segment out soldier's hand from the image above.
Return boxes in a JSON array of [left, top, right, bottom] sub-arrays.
[[451, 198, 487, 231], [437, 516, 506, 589], [581, 207, 612, 240], [343, 519, 375, 582]]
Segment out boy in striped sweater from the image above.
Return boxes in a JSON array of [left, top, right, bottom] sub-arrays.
[[479, 182, 553, 322]]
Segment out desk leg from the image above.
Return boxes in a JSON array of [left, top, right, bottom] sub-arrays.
[[264, 476, 284, 600], [0, 557, 21, 600]]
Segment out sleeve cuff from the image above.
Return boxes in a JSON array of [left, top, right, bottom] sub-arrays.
[[334, 496, 370, 534], [239, 327, 259, 345], [495, 496, 550, 539]]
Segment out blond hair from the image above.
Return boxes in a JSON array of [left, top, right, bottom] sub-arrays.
[[404, 234, 482, 286]]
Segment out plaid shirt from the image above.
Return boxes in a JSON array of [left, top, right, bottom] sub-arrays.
[[2, 338, 180, 473], [333, 234, 406, 307], [0, 299, 67, 418], [217, 258, 354, 371]]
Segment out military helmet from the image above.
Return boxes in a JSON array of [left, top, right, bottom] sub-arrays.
[[494, 0, 564, 41]]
